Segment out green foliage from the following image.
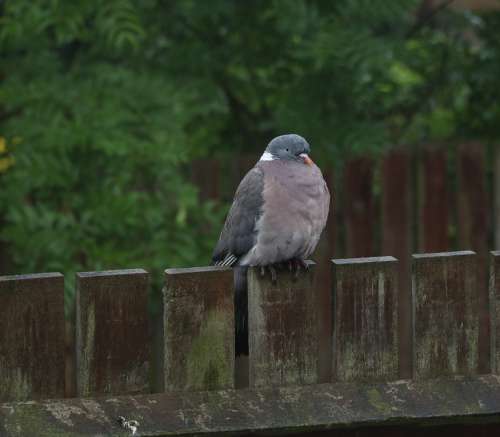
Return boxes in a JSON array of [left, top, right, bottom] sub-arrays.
[[1, 0, 500, 310]]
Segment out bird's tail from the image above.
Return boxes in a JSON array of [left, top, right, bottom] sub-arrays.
[[234, 265, 249, 356]]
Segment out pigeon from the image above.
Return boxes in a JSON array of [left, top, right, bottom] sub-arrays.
[[212, 134, 330, 355]]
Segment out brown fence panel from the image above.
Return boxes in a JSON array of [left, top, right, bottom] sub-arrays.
[[382, 150, 412, 378], [314, 168, 335, 382], [343, 158, 374, 257], [163, 266, 234, 391], [490, 251, 500, 374], [0, 273, 65, 401], [419, 147, 449, 253], [457, 143, 490, 373], [332, 257, 399, 382], [75, 269, 150, 397], [248, 262, 319, 387], [412, 251, 479, 379]]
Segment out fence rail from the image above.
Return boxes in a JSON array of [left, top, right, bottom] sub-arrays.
[[1, 250, 500, 435]]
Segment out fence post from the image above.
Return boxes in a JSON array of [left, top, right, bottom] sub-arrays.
[[0, 273, 65, 401], [163, 266, 234, 391], [247, 262, 319, 388], [75, 269, 150, 397], [332, 257, 399, 382], [382, 150, 412, 379], [491, 251, 500, 374], [457, 143, 490, 373], [412, 251, 479, 379]]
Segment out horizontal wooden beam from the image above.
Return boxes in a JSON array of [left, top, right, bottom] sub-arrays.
[[1, 376, 500, 436]]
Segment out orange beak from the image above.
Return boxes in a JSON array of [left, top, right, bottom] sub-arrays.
[[300, 153, 314, 166]]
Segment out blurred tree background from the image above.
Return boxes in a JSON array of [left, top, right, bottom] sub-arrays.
[[1, 0, 500, 311]]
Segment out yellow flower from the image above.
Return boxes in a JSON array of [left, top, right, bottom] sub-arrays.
[[0, 137, 6, 154], [0, 156, 14, 173]]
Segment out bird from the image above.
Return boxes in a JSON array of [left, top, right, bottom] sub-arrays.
[[212, 134, 330, 355]]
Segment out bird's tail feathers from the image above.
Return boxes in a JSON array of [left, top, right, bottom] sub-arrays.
[[234, 265, 249, 356]]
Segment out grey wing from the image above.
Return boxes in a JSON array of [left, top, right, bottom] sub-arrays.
[[212, 166, 264, 266]]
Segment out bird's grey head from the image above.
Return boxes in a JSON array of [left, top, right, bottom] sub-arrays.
[[261, 134, 313, 165]]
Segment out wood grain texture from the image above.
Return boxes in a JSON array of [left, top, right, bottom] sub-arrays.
[[312, 169, 335, 383], [0, 273, 65, 401], [163, 266, 234, 391], [2, 375, 500, 436], [343, 158, 374, 257], [75, 269, 150, 397], [457, 143, 490, 373], [332, 257, 399, 382], [382, 150, 412, 379], [490, 251, 500, 374], [248, 262, 319, 387], [419, 147, 449, 253], [412, 251, 479, 379]]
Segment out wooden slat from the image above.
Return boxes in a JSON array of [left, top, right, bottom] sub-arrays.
[[312, 168, 335, 382], [344, 158, 374, 257], [0, 273, 65, 401], [491, 251, 500, 374], [75, 269, 150, 397], [163, 266, 234, 391], [457, 143, 490, 373], [2, 375, 500, 436], [382, 150, 412, 379], [495, 146, 500, 250], [332, 257, 399, 382], [248, 262, 319, 387], [248, 261, 319, 387], [412, 251, 479, 379], [419, 147, 449, 252]]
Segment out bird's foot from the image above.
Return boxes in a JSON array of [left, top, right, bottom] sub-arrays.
[[288, 258, 309, 280], [260, 264, 278, 284]]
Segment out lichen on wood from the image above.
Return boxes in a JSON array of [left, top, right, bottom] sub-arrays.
[[2, 375, 500, 436], [163, 266, 234, 391]]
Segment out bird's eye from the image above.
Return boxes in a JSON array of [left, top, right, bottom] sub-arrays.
[[286, 148, 289, 152]]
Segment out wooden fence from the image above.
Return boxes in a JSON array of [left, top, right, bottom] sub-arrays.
[[1, 250, 500, 435]]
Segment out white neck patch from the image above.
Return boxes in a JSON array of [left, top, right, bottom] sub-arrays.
[[259, 151, 275, 161]]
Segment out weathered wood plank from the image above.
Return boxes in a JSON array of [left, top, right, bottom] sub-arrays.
[[491, 251, 500, 374], [332, 257, 399, 382], [412, 251, 479, 379], [382, 150, 412, 379], [419, 147, 449, 252], [495, 146, 500, 250], [2, 375, 500, 436], [0, 273, 65, 401], [344, 157, 374, 257], [457, 143, 490, 373], [248, 262, 319, 387], [75, 269, 150, 397], [163, 266, 234, 391]]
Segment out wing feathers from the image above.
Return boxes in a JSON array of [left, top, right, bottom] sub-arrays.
[[212, 166, 264, 265]]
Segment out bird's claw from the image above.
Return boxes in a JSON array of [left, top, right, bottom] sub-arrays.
[[259, 260, 307, 283], [259, 265, 278, 284], [291, 258, 308, 281]]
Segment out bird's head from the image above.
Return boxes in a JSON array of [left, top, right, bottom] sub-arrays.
[[261, 134, 313, 166]]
